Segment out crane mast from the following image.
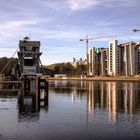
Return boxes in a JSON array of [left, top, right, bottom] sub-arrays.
[[80, 34, 116, 75]]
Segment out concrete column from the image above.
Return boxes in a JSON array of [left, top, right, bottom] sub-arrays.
[[125, 46, 128, 76], [129, 43, 135, 75], [101, 51, 104, 75]]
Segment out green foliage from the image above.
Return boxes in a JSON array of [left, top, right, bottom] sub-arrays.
[[0, 57, 18, 76], [46, 62, 87, 76], [0, 57, 87, 77]]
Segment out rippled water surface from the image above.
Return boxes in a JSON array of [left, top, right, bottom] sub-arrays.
[[0, 81, 140, 140]]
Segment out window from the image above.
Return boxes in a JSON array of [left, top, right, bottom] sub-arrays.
[[24, 58, 34, 66], [27, 45, 32, 51]]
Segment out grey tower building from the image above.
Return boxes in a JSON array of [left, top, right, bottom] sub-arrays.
[[17, 37, 42, 77]]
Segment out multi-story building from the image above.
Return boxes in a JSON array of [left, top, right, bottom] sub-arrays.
[[119, 42, 140, 76], [89, 48, 105, 76], [135, 42, 140, 74], [89, 47, 97, 76], [87, 40, 140, 77], [119, 42, 136, 76], [108, 40, 120, 76], [101, 48, 109, 76]]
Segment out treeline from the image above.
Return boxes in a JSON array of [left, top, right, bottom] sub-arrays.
[[0, 57, 86, 77], [45, 62, 87, 76], [0, 57, 18, 76]]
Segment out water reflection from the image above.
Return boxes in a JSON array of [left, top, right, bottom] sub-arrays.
[[50, 81, 140, 122], [0, 81, 140, 139], [18, 89, 48, 122], [0, 80, 49, 123], [0, 82, 21, 95], [18, 94, 40, 122]]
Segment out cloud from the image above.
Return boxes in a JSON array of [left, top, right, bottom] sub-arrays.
[[42, 29, 84, 40], [67, 0, 139, 11], [1, 20, 40, 28], [40, 0, 99, 12], [40, 0, 67, 12], [98, 0, 138, 8], [0, 47, 18, 58], [67, 0, 98, 11], [117, 35, 140, 41], [0, 19, 42, 49], [40, 0, 138, 12], [10, 0, 18, 4]]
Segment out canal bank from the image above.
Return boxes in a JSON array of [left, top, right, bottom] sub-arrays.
[[48, 76, 140, 82]]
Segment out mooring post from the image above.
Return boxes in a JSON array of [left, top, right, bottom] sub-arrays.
[[37, 77, 40, 110], [45, 80, 49, 107]]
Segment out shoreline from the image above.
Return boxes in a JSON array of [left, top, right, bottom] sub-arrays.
[[48, 76, 140, 82]]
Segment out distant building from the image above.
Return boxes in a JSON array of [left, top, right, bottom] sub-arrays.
[[54, 74, 66, 78], [71, 57, 86, 67]]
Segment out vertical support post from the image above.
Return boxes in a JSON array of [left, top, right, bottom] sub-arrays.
[[44, 80, 49, 109], [35, 77, 49, 111], [35, 77, 38, 111], [38, 77, 40, 111]]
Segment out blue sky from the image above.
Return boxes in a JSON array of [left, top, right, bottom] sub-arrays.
[[0, 0, 140, 65]]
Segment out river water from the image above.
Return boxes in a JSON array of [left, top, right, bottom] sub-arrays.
[[0, 81, 140, 140]]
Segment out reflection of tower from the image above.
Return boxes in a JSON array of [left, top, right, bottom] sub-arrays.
[[86, 81, 95, 124], [107, 82, 118, 122], [101, 82, 107, 109], [87, 82, 94, 112], [85, 81, 140, 123], [87, 82, 108, 112], [18, 78, 49, 120], [71, 86, 77, 104], [18, 93, 39, 122], [124, 83, 136, 118]]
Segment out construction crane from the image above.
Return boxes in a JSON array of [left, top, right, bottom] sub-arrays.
[[80, 35, 116, 75], [133, 29, 140, 32]]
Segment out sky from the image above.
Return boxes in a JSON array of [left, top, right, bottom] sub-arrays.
[[0, 0, 140, 65]]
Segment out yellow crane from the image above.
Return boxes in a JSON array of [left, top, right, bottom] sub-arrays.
[[80, 35, 116, 75]]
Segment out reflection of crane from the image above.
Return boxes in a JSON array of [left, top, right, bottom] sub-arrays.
[[133, 29, 140, 32], [80, 35, 116, 75]]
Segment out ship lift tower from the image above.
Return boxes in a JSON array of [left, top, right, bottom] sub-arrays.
[[17, 37, 47, 95], [80, 35, 116, 75]]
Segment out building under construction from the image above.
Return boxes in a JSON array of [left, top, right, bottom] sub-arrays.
[[88, 40, 140, 76]]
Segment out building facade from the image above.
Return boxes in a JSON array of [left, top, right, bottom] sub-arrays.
[[89, 47, 97, 76], [88, 40, 140, 76], [108, 40, 120, 76], [119, 42, 140, 76], [101, 48, 109, 76], [18, 37, 42, 77], [89, 48, 106, 76]]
